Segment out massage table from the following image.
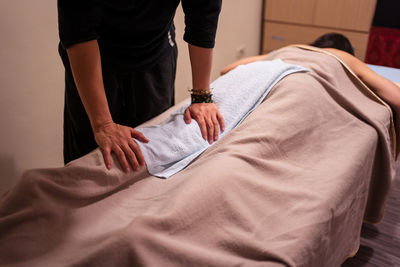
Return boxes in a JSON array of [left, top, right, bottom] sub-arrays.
[[0, 46, 397, 267], [368, 64, 400, 84]]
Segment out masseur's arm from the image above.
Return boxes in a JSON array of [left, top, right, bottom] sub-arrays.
[[184, 44, 225, 144], [66, 40, 148, 172]]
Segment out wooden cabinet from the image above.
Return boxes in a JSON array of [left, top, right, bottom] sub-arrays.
[[265, 0, 315, 25], [262, 0, 377, 60], [313, 0, 377, 32]]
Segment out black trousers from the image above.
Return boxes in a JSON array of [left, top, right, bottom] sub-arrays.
[[59, 44, 177, 164]]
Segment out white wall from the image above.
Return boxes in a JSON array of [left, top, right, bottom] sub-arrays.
[[0, 0, 64, 194], [0, 0, 263, 194]]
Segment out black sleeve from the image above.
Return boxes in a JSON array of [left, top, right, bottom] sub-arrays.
[[181, 0, 222, 48], [57, 0, 103, 48]]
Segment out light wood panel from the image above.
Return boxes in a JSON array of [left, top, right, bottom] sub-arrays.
[[313, 0, 377, 32], [264, 0, 316, 25], [262, 22, 370, 60]]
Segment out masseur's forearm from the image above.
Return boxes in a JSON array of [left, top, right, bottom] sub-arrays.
[[185, 44, 225, 143], [66, 40, 148, 172], [188, 44, 213, 90], [66, 40, 113, 131]]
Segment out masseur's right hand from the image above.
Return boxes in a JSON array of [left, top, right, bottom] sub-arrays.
[[66, 40, 149, 173], [94, 121, 149, 172]]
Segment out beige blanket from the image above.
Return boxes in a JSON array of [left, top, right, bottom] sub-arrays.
[[0, 46, 395, 267]]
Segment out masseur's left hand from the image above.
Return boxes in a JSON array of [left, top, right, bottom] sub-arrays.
[[184, 103, 225, 144], [186, 44, 224, 143]]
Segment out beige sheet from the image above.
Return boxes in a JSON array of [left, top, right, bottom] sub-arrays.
[[0, 46, 395, 267]]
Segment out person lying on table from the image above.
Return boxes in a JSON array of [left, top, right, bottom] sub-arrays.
[[221, 33, 400, 154]]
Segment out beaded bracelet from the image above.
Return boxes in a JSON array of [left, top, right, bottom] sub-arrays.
[[188, 88, 212, 95], [191, 93, 213, 103]]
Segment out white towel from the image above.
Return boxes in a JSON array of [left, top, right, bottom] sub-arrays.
[[136, 59, 308, 178]]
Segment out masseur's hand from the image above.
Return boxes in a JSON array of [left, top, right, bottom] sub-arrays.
[[94, 122, 149, 173], [184, 103, 225, 144]]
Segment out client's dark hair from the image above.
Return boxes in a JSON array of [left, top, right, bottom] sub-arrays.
[[310, 33, 355, 55]]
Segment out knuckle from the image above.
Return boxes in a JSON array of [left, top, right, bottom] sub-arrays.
[[129, 144, 139, 153], [116, 149, 124, 157], [129, 140, 138, 148], [124, 148, 134, 157], [102, 146, 111, 153], [192, 113, 200, 120]]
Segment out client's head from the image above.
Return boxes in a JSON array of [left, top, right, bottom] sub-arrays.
[[310, 33, 355, 55]]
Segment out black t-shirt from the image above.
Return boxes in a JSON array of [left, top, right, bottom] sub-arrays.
[[57, 0, 222, 70]]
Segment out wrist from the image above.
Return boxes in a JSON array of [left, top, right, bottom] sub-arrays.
[[189, 88, 212, 95], [189, 88, 214, 104], [91, 118, 114, 133]]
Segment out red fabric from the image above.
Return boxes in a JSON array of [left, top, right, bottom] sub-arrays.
[[365, 26, 400, 68]]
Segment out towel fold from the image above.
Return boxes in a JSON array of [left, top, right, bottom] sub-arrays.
[[136, 59, 308, 178]]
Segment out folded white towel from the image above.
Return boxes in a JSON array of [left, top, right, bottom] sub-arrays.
[[136, 59, 308, 178]]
